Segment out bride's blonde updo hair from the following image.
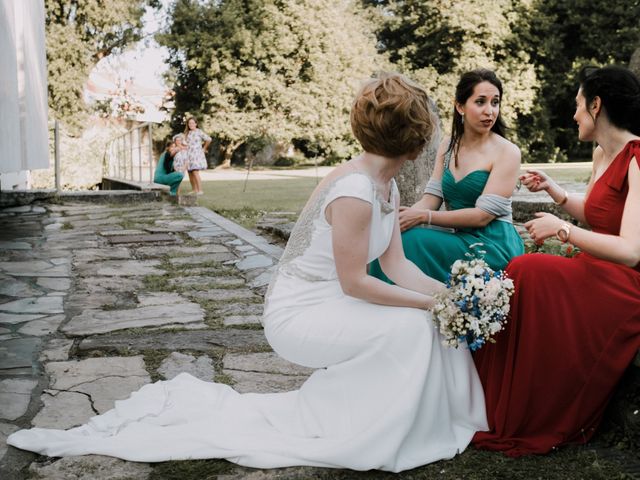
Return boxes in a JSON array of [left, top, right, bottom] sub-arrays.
[[350, 72, 436, 158]]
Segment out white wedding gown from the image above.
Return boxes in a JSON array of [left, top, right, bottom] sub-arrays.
[[8, 173, 487, 472]]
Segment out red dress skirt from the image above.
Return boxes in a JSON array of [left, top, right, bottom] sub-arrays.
[[473, 140, 640, 456]]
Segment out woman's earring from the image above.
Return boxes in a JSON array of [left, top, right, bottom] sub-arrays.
[[461, 113, 464, 125]]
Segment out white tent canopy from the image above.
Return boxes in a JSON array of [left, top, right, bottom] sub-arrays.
[[0, 0, 48, 188]]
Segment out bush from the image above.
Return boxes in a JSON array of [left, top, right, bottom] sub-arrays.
[[273, 156, 303, 167]]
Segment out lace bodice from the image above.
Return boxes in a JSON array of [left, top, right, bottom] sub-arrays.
[[265, 173, 397, 311]]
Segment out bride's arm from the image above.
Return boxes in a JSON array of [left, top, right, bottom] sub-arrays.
[[378, 205, 446, 296], [329, 196, 442, 310]]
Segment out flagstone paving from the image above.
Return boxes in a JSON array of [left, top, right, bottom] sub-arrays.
[[0, 198, 638, 480]]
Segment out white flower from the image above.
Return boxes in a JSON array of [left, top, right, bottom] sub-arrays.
[[430, 255, 514, 351]]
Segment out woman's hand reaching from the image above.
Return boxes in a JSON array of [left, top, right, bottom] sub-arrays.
[[519, 169, 553, 193], [399, 206, 427, 232], [524, 212, 563, 245]]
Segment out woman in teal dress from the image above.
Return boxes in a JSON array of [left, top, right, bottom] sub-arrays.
[[154, 140, 185, 196], [370, 69, 524, 283]]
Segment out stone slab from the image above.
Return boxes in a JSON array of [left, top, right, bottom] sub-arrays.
[[135, 244, 230, 257], [49, 347, 153, 392], [32, 357, 150, 428], [0, 337, 41, 371], [248, 270, 274, 288], [31, 390, 96, 429], [99, 229, 147, 236], [0, 241, 31, 250], [187, 229, 225, 239], [158, 352, 215, 381], [0, 296, 63, 314], [78, 329, 269, 354], [223, 315, 263, 326], [215, 303, 264, 317], [186, 207, 284, 259], [217, 466, 326, 480], [65, 292, 119, 312], [0, 313, 45, 324], [188, 289, 259, 302], [225, 370, 309, 394], [28, 455, 153, 480], [0, 422, 19, 462], [0, 260, 70, 277], [62, 302, 204, 336], [234, 245, 256, 253], [72, 247, 132, 263], [0, 275, 42, 297], [169, 252, 236, 265], [0, 334, 20, 342], [77, 259, 164, 277], [107, 233, 177, 244], [224, 352, 314, 376], [169, 276, 245, 290], [74, 276, 144, 294], [236, 254, 273, 271], [36, 277, 71, 291], [18, 314, 65, 336], [39, 338, 74, 362], [0, 378, 37, 420]]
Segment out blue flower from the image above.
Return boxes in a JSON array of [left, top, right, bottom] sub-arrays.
[[468, 336, 486, 351]]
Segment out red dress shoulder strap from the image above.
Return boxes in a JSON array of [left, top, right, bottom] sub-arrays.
[[608, 140, 640, 191]]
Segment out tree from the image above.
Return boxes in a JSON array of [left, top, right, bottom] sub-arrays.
[[158, 0, 388, 165], [364, 0, 640, 162], [45, 0, 158, 132], [512, 0, 640, 160], [362, 0, 539, 158]]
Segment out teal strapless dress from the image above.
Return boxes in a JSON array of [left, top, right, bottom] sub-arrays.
[[370, 169, 524, 283]]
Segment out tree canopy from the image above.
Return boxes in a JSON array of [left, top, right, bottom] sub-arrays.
[[157, 0, 387, 164], [45, 0, 158, 132], [45, 0, 640, 162], [363, 0, 640, 161]]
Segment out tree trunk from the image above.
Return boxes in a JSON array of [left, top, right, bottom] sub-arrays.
[[219, 141, 242, 169], [395, 99, 443, 206], [629, 47, 640, 79]]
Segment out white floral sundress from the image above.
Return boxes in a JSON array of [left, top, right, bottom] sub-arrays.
[[185, 128, 211, 171]]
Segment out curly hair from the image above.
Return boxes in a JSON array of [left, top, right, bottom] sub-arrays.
[[350, 72, 437, 158]]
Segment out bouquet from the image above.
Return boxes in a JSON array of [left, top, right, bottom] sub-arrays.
[[431, 245, 514, 351]]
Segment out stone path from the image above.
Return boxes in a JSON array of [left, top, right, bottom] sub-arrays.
[[0, 198, 638, 480], [0, 200, 316, 479]]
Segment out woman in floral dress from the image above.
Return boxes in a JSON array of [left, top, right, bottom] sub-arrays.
[[184, 117, 211, 195]]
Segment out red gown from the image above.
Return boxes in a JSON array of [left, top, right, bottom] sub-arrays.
[[473, 140, 640, 456]]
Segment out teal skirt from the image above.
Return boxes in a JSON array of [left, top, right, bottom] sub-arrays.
[[370, 221, 524, 283]]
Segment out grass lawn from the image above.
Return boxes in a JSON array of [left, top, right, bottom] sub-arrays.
[[197, 176, 320, 229], [194, 163, 593, 229], [522, 162, 593, 184]]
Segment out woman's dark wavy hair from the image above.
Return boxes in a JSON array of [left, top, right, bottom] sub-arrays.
[[447, 69, 507, 165], [579, 65, 640, 136]]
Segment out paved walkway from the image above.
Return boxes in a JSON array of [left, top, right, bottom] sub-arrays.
[[0, 198, 636, 480]]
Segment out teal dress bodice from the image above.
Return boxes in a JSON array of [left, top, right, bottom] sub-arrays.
[[370, 166, 524, 283], [154, 152, 184, 195]]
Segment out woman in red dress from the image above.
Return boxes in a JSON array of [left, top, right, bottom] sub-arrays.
[[473, 65, 640, 456]]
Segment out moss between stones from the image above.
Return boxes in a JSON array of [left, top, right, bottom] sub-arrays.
[[150, 459, 235, 479], [146, 445, 630, 479]]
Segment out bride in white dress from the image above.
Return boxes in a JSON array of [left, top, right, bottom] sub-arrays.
[[8, 73, 487, 472]]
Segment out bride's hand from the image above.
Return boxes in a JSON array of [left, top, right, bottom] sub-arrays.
[[399, 206, 426, 232], [519, 169, 552, 193], [524, 212, 563, 244]]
